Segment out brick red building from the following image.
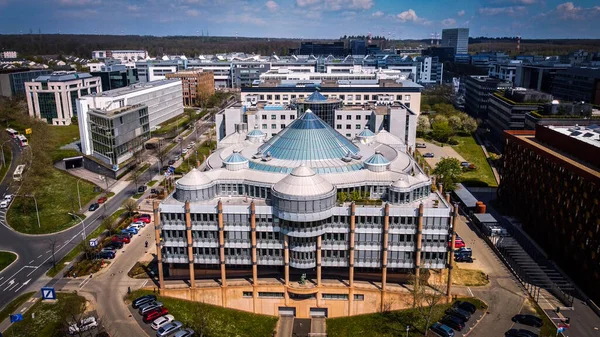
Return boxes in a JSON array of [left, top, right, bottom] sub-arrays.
[[500, 124, 600, 302]]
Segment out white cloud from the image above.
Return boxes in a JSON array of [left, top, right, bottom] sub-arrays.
[[265, 0, 279, 12], [478, 6, 527, 16], [371, 10, 384, 18], [58, 8, 98, 17], [556, 2, 582, 19], [186, 9, 200, 16], [457, 10, 465, 17], [127, 5, 140, 12], [397, 9, 418, 22], [442, 18, 456, 26], [58, 0, 100, 5], [296, 0, 373, 10], [296, 0, 319, 6]]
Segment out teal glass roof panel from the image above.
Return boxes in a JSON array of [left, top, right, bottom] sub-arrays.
[[358, 129, 375, 137], [223, 152, 248, 164], [305, 91, 327, 102], [248, 129, 265, 136], [257, 110, 359, 161], [364, 152, 390, 165]]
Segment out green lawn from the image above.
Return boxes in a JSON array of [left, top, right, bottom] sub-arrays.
[[0, 251, 17, 272], [128, 290, 278, 337], [47, 208, 127, 277], [0, 291, 34, 324], [147, 180, 157, 187], [7, 169, 97, 234], [49, 124, 80, 148], [327, 298, 486, 337], [451, 135, 498, 187], [529, 298, 558, 337], [0, 144, 12, 183], [4, 292, 86, 337]]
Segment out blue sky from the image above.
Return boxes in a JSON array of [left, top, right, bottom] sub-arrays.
[[0, 0, 598, 39]]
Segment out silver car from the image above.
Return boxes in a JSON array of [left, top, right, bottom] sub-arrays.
[[156, 321, 183, 337], [139, 301, 163, 315], [172, 328, 195, 337]]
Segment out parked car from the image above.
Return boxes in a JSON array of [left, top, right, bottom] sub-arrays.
[[468, 163, 477, 170], [461, 161, 470, 167], [511, 314, 543, 327], [133, 294, 157, 309], [151, 314, 175, 330], [174, 155, 181, 161], [131, 221, 146, 228], [122, 227, 138, 235], [182, 148, 189, 154], [156, 321, 183, 337], [68, 317, 98, 335], [441, 315, 464, 331], [186, 144, 193, 149], [430, 322, 455, 337], [423, 152, 435, 158], [97, 197, 108, 204], [453, 301, 477, 314], [88, 203, 100, 211], [151, 189, 159, 195], [134, 216, 152, 224], [449, 239, 466, 249], [101, 246, 116, 252], [455, 247, 473, 257], [505, 329, 538, 337], [168, 160, 176, 165], [0, 200, 8, 208], [138, 185, 148, 193], [118, 232, 133, 239], [454, 255, 474, 263], [112, 236, 130, 244], [4, 194, 13, 202], [416, 143, 426, 148], [445, 307, 471, 322], [139, 301, 163, 315], [137, 213, 151, 219], [97, 250, 115, 259], [109, 241, 124, 249], [143, 307, 169, 323], [162, 166, 170, 172], [172, 328, 195, 337]]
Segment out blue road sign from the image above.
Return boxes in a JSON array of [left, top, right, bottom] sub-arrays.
[[41, 287, 56, 300], [9, 314, 23, 323]]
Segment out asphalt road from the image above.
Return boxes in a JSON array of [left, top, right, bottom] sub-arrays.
[[0, 119, 212, 313]]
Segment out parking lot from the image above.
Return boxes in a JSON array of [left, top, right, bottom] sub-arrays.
[[416, 140, 466, 168]]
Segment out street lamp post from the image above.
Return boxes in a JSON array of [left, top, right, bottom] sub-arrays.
[[406, 325, 410, 337], [76, 178, 83, 211], [68, 212, 85, 241]]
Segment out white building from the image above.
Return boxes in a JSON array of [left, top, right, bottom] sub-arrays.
[[92, 50, 148, 62], [0, 51, 18, 59], [488, 60, 522, 84], [25, 72, 102, 126], [136, 62, 178, 83], [77, 79, 183, 133]]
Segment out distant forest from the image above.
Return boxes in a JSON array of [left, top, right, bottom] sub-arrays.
[[0, 34, 598, 58]]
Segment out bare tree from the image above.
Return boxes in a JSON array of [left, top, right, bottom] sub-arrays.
[[407, 270, 447, 336], [123, 199, 138, 217], [130, 170, 142, 191], [155, 145, 169, 174], [48, 237, 59, 269], [101, 216, 118, 235], [60, 300, 108, 337]]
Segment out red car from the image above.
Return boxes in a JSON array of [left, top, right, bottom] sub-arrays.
[[112, 235, 130, 244], [143, 307, 168, 323], [448, 239, 466, 249], [137, 214, 151, 219], [98, 197, 108, 204], [134, 216, 152, 224]]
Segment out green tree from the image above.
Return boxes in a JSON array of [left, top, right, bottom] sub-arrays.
[[416, 115, 431, 137], [431, 119, 454, 143], [448, 115, 463, 131], [460, 114, 478, 134], [337, 192, 348, 203], [432, 158, 463, 191]]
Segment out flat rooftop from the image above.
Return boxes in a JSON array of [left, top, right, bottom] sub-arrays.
[[548, 125, 600, 149], [34, 72, 94, 82], [85, 79, 180, 98]]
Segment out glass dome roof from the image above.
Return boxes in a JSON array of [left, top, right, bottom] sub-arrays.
[[257, 110, 359, 161], [247, 129, 265, 137], [223, 151, 249, 164], [305, 91, 327, 102], [364, 151, 390, 165]]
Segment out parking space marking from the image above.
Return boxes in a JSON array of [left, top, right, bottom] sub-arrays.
[[467, 287, 474, 297]]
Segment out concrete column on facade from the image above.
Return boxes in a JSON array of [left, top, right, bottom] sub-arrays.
[[381, 203, 390, 293], [283, 234, 290, 305], [348, 202, 356, 316], [153, 201, 165, 293], [316, 235, 322, 287], [185, 201, 195, 289], [218, 200, 226, 287], [447, 204, 458, 300], [445, 192, 451, 204], [250, 201, 258, 313], [415, 203, 424, 294], [438, 183, 444, 196]]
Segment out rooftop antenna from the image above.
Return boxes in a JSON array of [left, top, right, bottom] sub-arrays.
[[517, 35, 521, 54], [435, 32, 440, 46], [430, 33, 434, 46], [236, 31, 238, 39], [368, 31, 372, 44]]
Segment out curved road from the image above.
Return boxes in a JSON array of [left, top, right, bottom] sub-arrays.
[[0, 120, 212, 313]]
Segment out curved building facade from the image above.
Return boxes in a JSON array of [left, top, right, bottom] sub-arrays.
[[155, 109, 456, 318]]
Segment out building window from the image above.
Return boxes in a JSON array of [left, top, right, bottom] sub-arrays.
[[337, 115, 342, 120], [322, 293, 348, 300], [366, 115, 370, 120], [281, 124, 286, 128], [356, 115, 361, 120], [267, 95, 272, 100], [258, 292, 284, 298], [243, 291, 252, 298], [364, 95, 369, 100], [275, 95, 280, 100], [346, 133, 351, 137], [262, 115, 267, 120], [346, 115, 352, 120], [356, 124, 361, 129], [346, 125, 351, 129], [354, 294, 365, 301], [396, 95, 402, 100], [405, 95, 411, 101], [280, 115, 286, 120], [262, 124, 267, 129], [336, 125, 342, 129], [290, 115, 296, 119], [271, 115, 276, 120], [271, 124, 276, 129]]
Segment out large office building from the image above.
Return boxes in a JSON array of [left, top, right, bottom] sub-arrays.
[[166, 70, 215, 106], [500, 124, 600, 304], [551, 67, 600, 105], [91, 64, 139, 92], [92, 50, 148, 62], [514, 64, 570, 92], [0, 69, 52, 97], [231, 62, 271, 88], [154, 108, 455, 318], [241, 79, 422, 115], [487, 88, 552, 141], [464, 76, 512, 118], [217, 91, 418, 150], [441, 28, 469, 55], [292, 42, 347, 56], [25, 72, 102, 125], [136, 59, 186, 83]]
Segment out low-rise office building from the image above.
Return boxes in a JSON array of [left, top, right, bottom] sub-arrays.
[[91, 64, 139, 92], [514, 63, 570, 92], [551, 67, 600, 105], [0, 51, 18, 59], [464, 76, 512, 118], [500, 124, 600, 304], [92, 50, 148, 62], [166, 70, 215, 106], [155, 109, 454, 317], [0, 69, 52, 97], [25, 72, 102, 125]]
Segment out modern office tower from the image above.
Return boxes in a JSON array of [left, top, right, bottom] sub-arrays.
[[464, 76, 512, 118], [441, 28, 469, 55], [25, 72, 102, 126]]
